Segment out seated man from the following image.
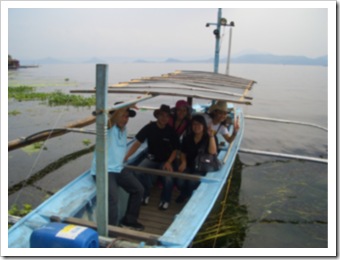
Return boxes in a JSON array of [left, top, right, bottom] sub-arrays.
[[90, 104, 144, 230], [124, 104, 180, 210]]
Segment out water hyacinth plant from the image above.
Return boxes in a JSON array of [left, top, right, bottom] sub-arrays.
[[9, 86, 95, 107]]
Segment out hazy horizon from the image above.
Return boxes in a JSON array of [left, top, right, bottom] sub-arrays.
[[4, 2, 332, 63]]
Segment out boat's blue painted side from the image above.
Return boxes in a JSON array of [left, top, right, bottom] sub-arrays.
[[158, 108, 244, 247], [7, 141, 148, 248], [8, 170, 96, 248]]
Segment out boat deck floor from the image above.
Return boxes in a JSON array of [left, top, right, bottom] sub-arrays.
[[104, 185, 187, 247], [138, 184, 186, 235]]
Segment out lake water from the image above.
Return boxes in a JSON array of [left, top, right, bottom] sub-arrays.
[[7, 62, 329, 252]]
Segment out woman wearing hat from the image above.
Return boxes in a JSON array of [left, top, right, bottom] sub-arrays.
[[168, 99, 192, 137], [203, 100, 239, 144], [124, 104, 180, 210], [90, 104, 145, 231]]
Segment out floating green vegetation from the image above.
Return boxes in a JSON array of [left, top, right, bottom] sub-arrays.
[[8, 110, 21, 116], [8, 203, 33, 228], [21, 142, 46, 155], [82, 139, 92, 146], [8, 85, 95, 107], [9, 203, 32, 217]]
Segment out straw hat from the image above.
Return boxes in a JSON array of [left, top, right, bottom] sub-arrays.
[[208, 100, 228, 113]]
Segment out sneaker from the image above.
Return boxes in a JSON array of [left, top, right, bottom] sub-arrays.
[[120, 220, 145, 231], [158, 201, 169, 210], [142, 196, 149, 205]]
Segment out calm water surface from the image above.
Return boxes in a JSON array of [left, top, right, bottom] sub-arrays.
[[7, 63, 328, 249]]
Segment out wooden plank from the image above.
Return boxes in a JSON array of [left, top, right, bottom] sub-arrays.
[[99, 236, 153, 248], [115, 77, 252, 90], [239, 80, 256, 101], [125, 165, 220, 183], [51, 216, 160, 245], [109, 84, 253, 100], [138, 186, 184, 235], [160, 70, 255, 85], [71, 89, 252, 105]]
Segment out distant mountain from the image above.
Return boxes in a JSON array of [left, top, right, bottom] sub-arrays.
[[138, 54, 327, 66], [19, 53, 327, 67], [165, 58, 183, 63], [83, 57, 106, 64], [231, 54, 327, 66]]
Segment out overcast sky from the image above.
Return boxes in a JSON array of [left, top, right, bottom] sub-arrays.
[[4, 2, 332, 61]]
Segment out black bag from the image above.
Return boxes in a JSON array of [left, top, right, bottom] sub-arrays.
[[194, 141, 221, 172]]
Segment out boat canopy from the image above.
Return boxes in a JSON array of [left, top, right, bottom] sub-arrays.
[[72, 70, 256, 105]]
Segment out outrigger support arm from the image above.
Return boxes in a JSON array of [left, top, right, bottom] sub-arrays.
[[239, 148, 327, 164], [8, 116, 96, 151], [244, 115, 327, 132]]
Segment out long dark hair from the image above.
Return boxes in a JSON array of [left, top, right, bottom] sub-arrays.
[[191, 114, 208, 135]]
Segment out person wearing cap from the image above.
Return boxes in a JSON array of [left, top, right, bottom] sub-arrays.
[[168, 99, 192, 138], [124, 104, 180, 210], [90, 103, 145, 231], [203, 100, 239, 144]]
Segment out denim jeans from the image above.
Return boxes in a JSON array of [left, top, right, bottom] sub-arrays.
[[176, 167, 202, 198], [136, 157, 175, 203], [93, 168, 144, 226]]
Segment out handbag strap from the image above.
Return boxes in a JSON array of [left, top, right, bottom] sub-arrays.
[[215, 123, 222, 136], [197, 136, 209, 155]]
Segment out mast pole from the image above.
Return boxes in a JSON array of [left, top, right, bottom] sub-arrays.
[[206, 8, 223, 74], [206, 9, 235, 75], [226, 27, 233, 75], [214, 8, 222, 73], [95, 64, 108, 237]]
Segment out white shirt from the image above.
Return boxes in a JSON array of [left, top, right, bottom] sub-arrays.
[[202, 113, 230, 136]]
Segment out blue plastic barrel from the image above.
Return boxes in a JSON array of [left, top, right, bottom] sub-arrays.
[[30, 222, 99, 248]]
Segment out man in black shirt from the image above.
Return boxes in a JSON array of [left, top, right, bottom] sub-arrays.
[[124, 104, 180, 210]]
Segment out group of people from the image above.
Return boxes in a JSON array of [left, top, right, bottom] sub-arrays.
[[90, 99, 239, 231]]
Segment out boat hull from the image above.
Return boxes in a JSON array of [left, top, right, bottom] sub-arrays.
[[8, 108, 244, 248]]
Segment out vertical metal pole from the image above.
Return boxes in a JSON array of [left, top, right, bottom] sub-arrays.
[[226, 27, 233, 75], [213, 8, 222, 73], [95, 64, 108, 237]]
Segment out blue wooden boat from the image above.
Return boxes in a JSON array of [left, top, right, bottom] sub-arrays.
[[8, 69, 256, 248], [7, 8, 261, 249]]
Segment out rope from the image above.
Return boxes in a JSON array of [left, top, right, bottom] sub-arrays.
[[12, 93, 74, 207], [212, 163, 235, 248], [213, 108, 237, 247]]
